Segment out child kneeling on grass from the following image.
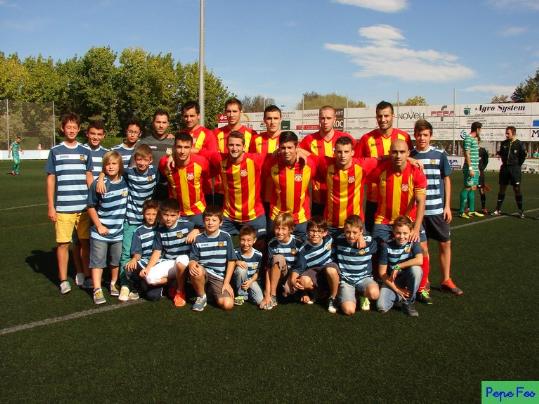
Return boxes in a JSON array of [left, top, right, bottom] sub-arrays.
[[290, 216, 340, 313], [87, 151, 128, 305], [188, 206, 236, 312], [377, 215, 423, 317], [333, 215, 379, 316], [233, 225, 264, 306], [139, 198, 198, 303]]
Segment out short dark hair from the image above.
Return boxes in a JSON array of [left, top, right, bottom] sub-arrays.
[[203, 205, 223, 221], [182, 101, 200, 114], [239, 225, 257, 238], [153, 109, 170, 121], [125, 117, 142, 132], [506, 125, 516, 135], [175, 131, 193, 144], [344, 215, 363, 229], [392, 215, 413, 230], [471, 121, 482, 133], [87, 120, 105, 132], [335, 136, 353, 147], [142, 199, 160, 213], [61, 112, 80, 128], [376, 101, 394, 114], [133, 144, 153, 159], [228, 130, 245, 145], [414, 119, 433, 135], [306, 216, 328, 232], [279, 131, 298, 145], [273, 212, 295, 231], [160, 198, 180, 213], [225, 97, 243, 111], [264, 104, 282, 117], [319, 105, 336, 115]]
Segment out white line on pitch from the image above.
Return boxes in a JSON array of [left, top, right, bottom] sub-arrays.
[[452, 207, 539, 230], [0, 203, 47, 212]]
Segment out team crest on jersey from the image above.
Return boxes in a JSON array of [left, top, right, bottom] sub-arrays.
[[404, 245, 411, 253], [326, 243, 332, 251], [186, 173, 195, 181], [176, 231, 184, 239], [430, 160, 437, 165], [147, 175, 154, 182], [240, 169, 248, 177], [294, 174, 303, 182], [401, 184, 409, 192], [79, 155, 87, 161], [122, 190, 128, 197], [348, 176, 355, 184], [358, 248, 366, 255], [252, 263, 258, 270], [290, 248, 297, 255], [218, 241, 225, 247], [166, 147, 172, 156]]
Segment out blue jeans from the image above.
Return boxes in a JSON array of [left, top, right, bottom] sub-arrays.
[[233, 267, 264, 304], [377, 265, 423, 312]]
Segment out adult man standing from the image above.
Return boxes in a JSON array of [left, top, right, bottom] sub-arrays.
[[355, 101, 412, 232], [181, 101, 217, 154], [300, 105, 354, 215], [458, 122, 484, 218], [137, 109, 174, 200], [213, 97, 257, 153], [492, 126, 527, 218]]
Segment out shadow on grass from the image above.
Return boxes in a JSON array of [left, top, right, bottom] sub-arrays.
[[25, 248, 78, 287]]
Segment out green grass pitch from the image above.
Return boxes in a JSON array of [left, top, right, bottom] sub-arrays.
[[0, 160, 538, 402]]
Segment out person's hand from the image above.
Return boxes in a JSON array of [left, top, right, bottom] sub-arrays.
[[469, 168, 475, 177], [189, 262, 202, 277], [96, 176, 107, 194], [241, 279, 252, 290], [125, 259, 138, 271], [409, 228, 420, 243], [97, 225, 109, 236], [222, 282, 234, 298], [186, 228, 200, 244], [390, 267, 400, 282], [166, 155, 175, 172], [139, 268, 148, 278], [443, 206, 452, 224], [47, 206, 57, 222], [236, 260, 248, 269], [395, 286, 410, 299]]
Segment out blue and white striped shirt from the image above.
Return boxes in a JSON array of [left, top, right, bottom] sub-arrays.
[[235, 248, 263, 279], [45, 142, 93, 213], [112, 143, 136, 168], [88, 177, 128, 242], [333, 233, 377, 285], [130, 224, 157, 267], [124, 165, 159, 225], [379, 239, 422, 276], [83, 144, 109, 179], [411, 147, 451, 216], [153, 219, 194, 260], [295, 235, 333, 274], [267, 236, 302, 268], [190, 230, 236, 280]]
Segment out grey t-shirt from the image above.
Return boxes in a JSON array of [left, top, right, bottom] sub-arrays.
[[136, 133, 174, 200]]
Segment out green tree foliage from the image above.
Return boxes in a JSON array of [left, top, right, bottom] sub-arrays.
[[241, 95, 275, 112], [0, 47, 232, 136], [491, 94, 511, 103], [296, 92, 366, 110], [512, 69, 539, 102], [402, 96, 427, 106]]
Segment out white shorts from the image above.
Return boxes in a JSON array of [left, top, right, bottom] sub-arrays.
[[145, 255, 189, 285]]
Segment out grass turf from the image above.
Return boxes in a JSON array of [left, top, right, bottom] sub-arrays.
[[0, 160, 538, 402]]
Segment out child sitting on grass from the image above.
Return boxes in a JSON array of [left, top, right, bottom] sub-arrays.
[[377, 215, 423, 317]]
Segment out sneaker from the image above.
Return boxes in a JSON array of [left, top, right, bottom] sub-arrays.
[[359, 296, 370, 311], [75, 272, 85, 287], [518, 210, 525, 219], [59, 280, 71, 295], [416, 289, 433, 305], [441, 279, 464, 296], [128, 290, 140, 300], [118, 286, 130, 302], [402, 303, 419, 317], [173, 290, 186, 307], [192, 294, 207, 312], [469, 211, 484, 217], [327, 297, 337, 314], [491, 210, 502, 216], [425, 280, 431, 292], [93, 288, 106, 305], [234, 296, 245, 306], [481, 208, 489, 215], [82, 277, 94, 290], [459, 212, 470, 219], [109, 283, 120, 297], [262, 295, 278, 311]]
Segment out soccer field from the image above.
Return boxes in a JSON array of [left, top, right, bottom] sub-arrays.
[[1, 160, 538, 403]]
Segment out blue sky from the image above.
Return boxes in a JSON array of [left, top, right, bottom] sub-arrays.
[[1, 0, 538, 109]]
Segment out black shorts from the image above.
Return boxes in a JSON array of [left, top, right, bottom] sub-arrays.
[[478, 171, 486, 188], [499, 165, 522, 186], [423, 214, 451, 242]]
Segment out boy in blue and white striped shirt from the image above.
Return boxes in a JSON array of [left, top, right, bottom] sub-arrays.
[[111, 118, 142, 168], [123, 199, 159, 301], [45, 112, 93, 295], [233, 225, 264, 306], [188, 207, 237, 312], [333, 215, 379, 315], [377, 216, 423, 317], [411, 119, 462, 297], [83, 120, 108, 180], [87, 151, 129, 305]]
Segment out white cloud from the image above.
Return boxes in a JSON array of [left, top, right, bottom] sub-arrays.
[[488, 0, 539, 11], [334, 0, 407, 13], [499, 26, 527, 37], [325, 24, 474, 82], [463, 85, 515, 94]]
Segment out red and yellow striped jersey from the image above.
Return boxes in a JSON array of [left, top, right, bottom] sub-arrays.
[[249, 131, 280, 202], [158, 154, 212, 216], [354, 128, 412, 201], [206, 152, 265, 222], [368, 161, 427, 225], [316, 157, 378, 228], [299, 130, 354, 204], [262, 155, 317, 224], [190, 126, 217, 153]]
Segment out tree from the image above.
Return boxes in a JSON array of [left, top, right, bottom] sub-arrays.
[[491, 94, 511, 103], [512, 68, 539, 102], [296, 92, 366, 110], [240, 95, 275, 112], [402, 96, 427, 106]]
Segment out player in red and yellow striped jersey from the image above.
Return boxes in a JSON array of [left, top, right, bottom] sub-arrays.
[[299, 105, 354, 215], [262, 131, 317, 240], [354, 101, 413, 233], [158, 133, 214, 227], [181, 101, 217, 154], [315, 137, 378, 231], [204, 131, 267, 238]]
